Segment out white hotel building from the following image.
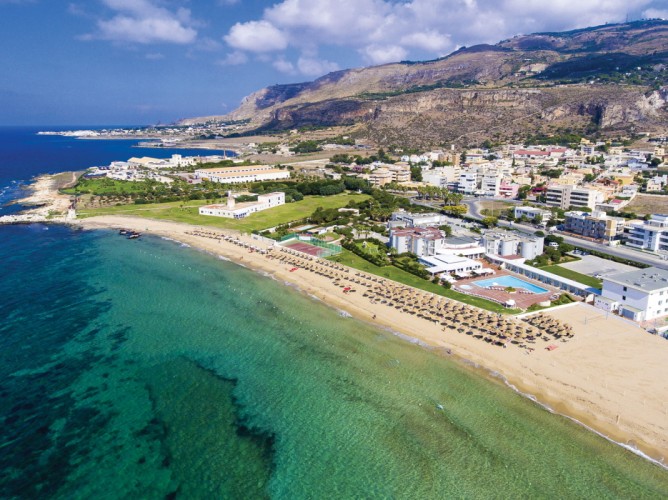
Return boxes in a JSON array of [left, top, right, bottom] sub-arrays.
[[595, 267, 668, 322], [199, 192, 285, 219], [625, 214, 668, 253], [195, 165, 290, 184]]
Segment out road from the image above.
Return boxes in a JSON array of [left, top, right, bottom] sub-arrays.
[[497, 219, 668, 271]]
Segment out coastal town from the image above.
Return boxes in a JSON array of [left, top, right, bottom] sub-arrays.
[[4, 8, 668, 496], [18, 129, 668, 334]]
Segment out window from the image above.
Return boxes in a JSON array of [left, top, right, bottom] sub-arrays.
[[622, 296, 626, 301], [623, 286, 627, 292]]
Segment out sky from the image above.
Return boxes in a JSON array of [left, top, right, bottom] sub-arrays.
[[1, 0, 666, 126]]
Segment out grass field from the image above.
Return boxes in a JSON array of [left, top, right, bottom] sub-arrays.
[[539, 264, 603, 289], [328, 250, 520, 314], [357, 241, 381, 255], [77, 193, 370, 232]]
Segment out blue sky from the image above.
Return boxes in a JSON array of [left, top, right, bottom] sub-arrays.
[[1, 0, 665, 126]]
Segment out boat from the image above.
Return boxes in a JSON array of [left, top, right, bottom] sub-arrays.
[[119, 229, 127, 235]]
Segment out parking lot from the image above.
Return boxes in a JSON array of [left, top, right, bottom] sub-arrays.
[[560, 254, 636, 278]]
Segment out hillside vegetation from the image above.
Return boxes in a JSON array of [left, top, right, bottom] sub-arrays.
[[183, 20, 668, 147]]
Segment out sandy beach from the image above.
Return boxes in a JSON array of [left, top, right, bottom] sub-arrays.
[[75, 214, 668, 466]]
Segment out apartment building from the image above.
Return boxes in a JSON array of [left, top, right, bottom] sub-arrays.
[[514, 206, 552, 222], [625, 214, 668, 253], [480, 230, 544, 260], [457, 172, 479, 195], [563, 210, 625, 241], [545, 185, 604, 210]]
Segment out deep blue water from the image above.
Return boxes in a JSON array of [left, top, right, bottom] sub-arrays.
[[0, 126, 231, 215]]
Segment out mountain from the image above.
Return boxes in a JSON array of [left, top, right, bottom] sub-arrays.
[[182, 20, 668, 146]]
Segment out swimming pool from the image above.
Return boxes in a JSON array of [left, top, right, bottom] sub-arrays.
[[473, 276, 549, 294]]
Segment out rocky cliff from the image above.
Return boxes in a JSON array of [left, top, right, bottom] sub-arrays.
[[182, 20, 668, 145]]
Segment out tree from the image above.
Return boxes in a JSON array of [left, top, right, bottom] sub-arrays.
[[439, 224, 453, 237], [410, 166, 423, 182], [518, 185, 531, 200], [481, 216, 498, 228], [442, 205, 467, 216], [291, 140, 322, 154]]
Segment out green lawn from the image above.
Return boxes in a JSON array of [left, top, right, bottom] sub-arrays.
[[539, 264, 602, 289], [62, 177, 154, 195], [357, 241, 381, 255], [328, 250, 520, 314], [77, 193, 370, 233]]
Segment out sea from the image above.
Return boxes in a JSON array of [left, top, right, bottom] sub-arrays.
[[1, 126, 668, 498]]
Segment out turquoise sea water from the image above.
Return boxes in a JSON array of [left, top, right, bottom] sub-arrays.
[[2, 224, 668, 498]]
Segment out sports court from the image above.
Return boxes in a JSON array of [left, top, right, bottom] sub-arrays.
[[279, 234, 342, 257], [282, 240, 329, 257]]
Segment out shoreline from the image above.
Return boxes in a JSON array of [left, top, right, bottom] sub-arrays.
[[72, 215, 668, 468], [8, 174, 668, 469]]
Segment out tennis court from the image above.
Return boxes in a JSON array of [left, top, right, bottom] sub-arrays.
[[282, 240, 329, 257]]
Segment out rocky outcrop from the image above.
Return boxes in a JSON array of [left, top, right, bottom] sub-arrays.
[[181, 20, 668, 144]]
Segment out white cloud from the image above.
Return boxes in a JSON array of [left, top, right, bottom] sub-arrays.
[[221, 0, 664, 75], [84, 0, 197, 44], [218, 51, 248, 66], [297, 56, 339, 76], [400, 31, 451, 52], [224, 20, 288, 52], [273, 57, 296, 74], [145, 52, 164, 60], [362, 45, 408, 65], [643, 8, 668, 19]]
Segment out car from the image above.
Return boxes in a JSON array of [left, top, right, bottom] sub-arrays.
[[594, 273, 603, 279]]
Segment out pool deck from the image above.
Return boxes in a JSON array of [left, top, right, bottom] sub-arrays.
[[454, 267, 560, 309]]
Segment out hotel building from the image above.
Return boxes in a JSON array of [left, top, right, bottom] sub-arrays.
[[195, 165, 290, 184], [480, 231, 544, 260], [595, 267, 668, 322], [199, 192, 285, 219]]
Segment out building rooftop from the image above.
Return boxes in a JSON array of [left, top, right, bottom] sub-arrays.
[[392, 227, 443, 240], [482, 230, 540, 243], [604, 267, 668, 291], [444, 236, 478, 246], [196, 164, 277, 173]]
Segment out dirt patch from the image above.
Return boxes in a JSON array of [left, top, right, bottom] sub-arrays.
[[479, 200, 513, 213], [625, 194, 668, 216]]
